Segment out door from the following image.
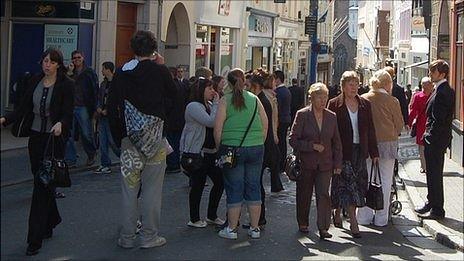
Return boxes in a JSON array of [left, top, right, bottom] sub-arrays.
[[116, 2, 137, 68]]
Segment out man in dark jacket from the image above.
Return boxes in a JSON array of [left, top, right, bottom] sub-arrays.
[[385, 66, 409, 127], [415, 60, 455, 220], [65, 50, 98, 167], [107, 30, 176, 249], [273, 70, 292, 173], [288, 78, 305, 124]]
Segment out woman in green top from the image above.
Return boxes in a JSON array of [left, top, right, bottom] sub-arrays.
[[214, 68, 268, 240]]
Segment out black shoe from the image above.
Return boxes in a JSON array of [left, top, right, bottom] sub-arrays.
[[418, 212, 445, 220], [414, 204, 432, 214], [319, 230, 332, 239], [26, 245, 40, 256]]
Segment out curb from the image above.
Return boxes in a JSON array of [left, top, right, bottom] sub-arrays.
[[0, 162, 120, 188], [398, 163, 464, 252]]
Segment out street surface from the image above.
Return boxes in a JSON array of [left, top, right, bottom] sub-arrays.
[[1, 157, 463, 260]]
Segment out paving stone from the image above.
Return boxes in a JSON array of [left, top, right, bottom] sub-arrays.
[[406, 237, 451, 249], [396, 225, 432, 237]]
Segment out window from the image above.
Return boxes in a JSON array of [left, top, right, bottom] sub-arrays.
[[220, 27, 234, 76], [195, 25, 209, 70], [455, 11, 463, 122]]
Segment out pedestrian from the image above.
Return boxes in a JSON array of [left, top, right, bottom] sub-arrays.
[[357, 69, 403, 227], [358, 83, 369, 95], [405, 84, 412, 105], [328, 71, 379, 238], [255, 69, 284, 193], [289, 82, 342, 238], [65, 50, 98, 168], [385, 66, 408, 129], [408, 77, 434, 174], [0, 48, 74, 256], [94, 61, 120, 174], [329, 84, 341, 100], [195, 66, 213, 79], [415, 60, 455, 220], [289, 78, 305, 124], [180, 77, 224, 228], [247, 72, 282, 228], [214, 68, 268, 240], [273, 70, 292, 173], [212, 75, 227, 98], [107, 30, 177, 248], [165, 67, 189, 174]]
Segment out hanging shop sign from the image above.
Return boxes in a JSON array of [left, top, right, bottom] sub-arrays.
[[248, 14, 273, 38], [44, 24, 79, 65]]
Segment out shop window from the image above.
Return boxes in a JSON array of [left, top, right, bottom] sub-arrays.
[[455, 11, 463, 122], [195, 25, 209, 70], [246, 47, 252, 72], [220, 27, 234, 76]]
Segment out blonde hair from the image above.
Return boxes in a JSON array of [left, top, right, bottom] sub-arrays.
[[308, 82, 329, 97], [369, 69, 392, 91], [340, 71, 360, 88], [384, 66, 395, 78]]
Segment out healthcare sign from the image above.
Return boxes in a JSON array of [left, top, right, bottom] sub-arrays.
[[44, 24, 78, 65]]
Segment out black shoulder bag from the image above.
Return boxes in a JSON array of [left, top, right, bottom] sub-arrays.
[[218, 99, 258, 169], [365, 162, 383, 210], [37, 134, 71, 188]]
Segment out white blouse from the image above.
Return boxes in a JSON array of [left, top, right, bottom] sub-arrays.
[[348, 108, 360, 144]]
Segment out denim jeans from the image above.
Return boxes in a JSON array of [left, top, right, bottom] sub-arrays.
[[98, 117, 121, 167], [221, 145, 264, 208], [166, 130, 181, 170], [65, 106, 97, 163]]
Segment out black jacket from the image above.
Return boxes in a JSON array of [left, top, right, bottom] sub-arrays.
[[423, 81, 455, 148], [165, 79, 189, 132], [391, 82, 409, 125], [288, 84, 305, 122], [2, 73, 74, 138], [107, 60, 177, 146], [72, 67, 99, 115]]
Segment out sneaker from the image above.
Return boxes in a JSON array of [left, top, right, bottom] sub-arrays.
[[248, 227, 261, 239], [206, 217, 225, 226], [135, 220, 142, 234], [218, 226, 238, 240], [117, 238, 135, 249], [187, 220, 207, 228], [140, 236, 167, 249], [94, 166, 112, 174]]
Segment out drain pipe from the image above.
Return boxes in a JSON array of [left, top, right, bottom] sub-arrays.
[[157, 0, 163, 54]]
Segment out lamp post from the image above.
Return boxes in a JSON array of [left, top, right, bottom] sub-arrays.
[[309, 0, 318, 84]]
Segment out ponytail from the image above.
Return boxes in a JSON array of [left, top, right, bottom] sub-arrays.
[[227, 69, 246, 111]]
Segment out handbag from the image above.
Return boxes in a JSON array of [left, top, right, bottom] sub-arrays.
[[180, 152, 203, 173], [217, 99, 258, 169], [37, 135, 71, 188], [365, 162, 383, 210], [124, 100, 164, 158], [285, 151, 301, 181]]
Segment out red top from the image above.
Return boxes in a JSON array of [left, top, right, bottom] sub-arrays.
[[408, 91, 430, 145]]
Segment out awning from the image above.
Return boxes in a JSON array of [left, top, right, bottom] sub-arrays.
[[403, 60, 428, 69]]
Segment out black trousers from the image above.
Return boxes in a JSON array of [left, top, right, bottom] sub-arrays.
[[263, 139, 284, 192], [189, 153, 224, 222], [27, 131, 63, 248], [424, 143, 446, 216], [277, 122, 290, 173]]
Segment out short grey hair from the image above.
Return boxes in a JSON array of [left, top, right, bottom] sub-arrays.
[[421, 77, 432, 85]]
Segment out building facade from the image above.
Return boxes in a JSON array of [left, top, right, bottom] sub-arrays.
[[429, 0, 463, 166]]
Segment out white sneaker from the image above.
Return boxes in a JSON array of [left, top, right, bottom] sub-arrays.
[[206, 217, 225, 226], [248, 227, 261, 239], [218, 226, 238, 240], [94, 166, 111, 174], [187, 220, 207, 228], [139, 236, 167, 249]]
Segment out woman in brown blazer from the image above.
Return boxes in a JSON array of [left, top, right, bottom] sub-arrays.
[[327, 71, 379, 238], [289, 83, 342, 239]]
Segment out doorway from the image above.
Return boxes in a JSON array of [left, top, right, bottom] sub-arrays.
[[116, 2, 137, 68]]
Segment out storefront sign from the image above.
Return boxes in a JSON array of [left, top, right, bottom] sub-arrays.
[[196, 1, 244, 28], [43, 24, 78, 65], [248, 14, 273, 38], [12, 1, 94, 19], [411, 16, 426, 33]]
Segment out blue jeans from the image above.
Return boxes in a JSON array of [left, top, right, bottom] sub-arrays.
[[65, 106, 97, 163], [166, 130, 181, 170], [98, 117, 121, 167], [221, 145, 264, 208]]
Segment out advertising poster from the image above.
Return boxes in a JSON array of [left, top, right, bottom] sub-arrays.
[[44, 24, 78, 65]]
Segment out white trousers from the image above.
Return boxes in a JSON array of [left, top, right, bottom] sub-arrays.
[[357, 158, 395, 226]]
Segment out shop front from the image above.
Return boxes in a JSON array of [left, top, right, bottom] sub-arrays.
[[274, 18, 299, 85], [193, 0, 244, 77], [245, 8, 276, 72], [1, 0, 96, 113]]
